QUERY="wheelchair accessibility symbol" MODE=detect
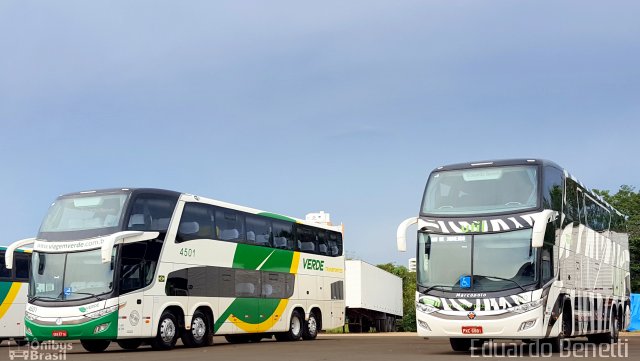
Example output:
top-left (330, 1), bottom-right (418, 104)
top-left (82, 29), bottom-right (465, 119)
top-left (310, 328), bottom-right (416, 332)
top-left (460, 276), bottom-right (471, 289)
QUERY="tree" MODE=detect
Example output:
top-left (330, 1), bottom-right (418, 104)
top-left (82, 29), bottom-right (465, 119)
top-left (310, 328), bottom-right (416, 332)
top-left (377, 263), bottom-right (416, 331)
top-left (594, 185), bottom-right (640, 293)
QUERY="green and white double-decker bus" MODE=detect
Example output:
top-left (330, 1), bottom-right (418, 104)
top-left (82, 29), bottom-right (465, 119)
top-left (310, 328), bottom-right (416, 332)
top-left (5, 188), bottom-right (345, 352)
top-left (0, 247), bottom-right (31, 345)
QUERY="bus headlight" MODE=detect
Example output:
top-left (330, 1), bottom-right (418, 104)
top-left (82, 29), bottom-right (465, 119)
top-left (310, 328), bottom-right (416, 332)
top-left (416, 302), bottom-right (439, 314)
top-left (85, 305), bottom-right (118, 319)
top-left (508, 298), bottom-right (544, 314)
top-left (25, 312), bottom-right (37, 321)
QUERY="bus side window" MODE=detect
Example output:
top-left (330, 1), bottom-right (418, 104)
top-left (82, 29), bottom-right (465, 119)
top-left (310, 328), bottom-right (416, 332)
top-left (296, 226), bottom-right (317, 254)
top-left (14, 254), bottom-right (30, 281)
top-left (127, 194), bottom-right (177, 232)
top-left (177, 203), bottom-right (216, 242)
top-left (542, 245), bottom-right (554, 283)
top-left (272, 221), bottom-right (294, 250)
top-left (564, 179), bottom-right (579, 226)
top-left (246, 215), bottom-right (272, 247)
top-left (215, 209), bottom-right (245, 243)
top-left (328, 232), bottom-right (343, 257)
top-left (0, 252), bottom-right (11, 279)
top-left (317, 231), bottom-right (328, 255)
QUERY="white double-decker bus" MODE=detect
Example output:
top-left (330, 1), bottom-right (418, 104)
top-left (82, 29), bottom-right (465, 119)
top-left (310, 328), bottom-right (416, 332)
top-left (396, 159), bottom-right (630, 351)
top-left (5, 188), bottom-right (345, 352)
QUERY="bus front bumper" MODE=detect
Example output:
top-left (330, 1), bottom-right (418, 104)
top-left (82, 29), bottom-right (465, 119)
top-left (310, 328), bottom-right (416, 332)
top-left (25, 311), bottom-right (119, 341)
top-left (416, 306), bottom-right (546, 339)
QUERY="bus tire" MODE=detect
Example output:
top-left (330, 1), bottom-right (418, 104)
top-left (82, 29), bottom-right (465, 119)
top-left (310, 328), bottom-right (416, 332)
top-left (151, 311), bottom-right (179, 350)
top-left (277, 310), bottom-right (303, 341)
top-left (117, 339), bottom-right (142, 350)
top-left (182, 310), bottom-right (211, 348)
top-left (449, 338), bottom-right (472, 352)
top-left (302, 311), bottom-right (319, 340)
top-left (80, 339), bottom-right (111, 353)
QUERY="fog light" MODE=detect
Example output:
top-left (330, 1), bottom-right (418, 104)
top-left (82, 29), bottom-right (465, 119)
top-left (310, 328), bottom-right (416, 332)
top-left (94, 322), bottom-right (111, 334)
top-left (418, 320), bottom-right (431, 331)
top-left (25, 327), bottom-right (32, 336)
top-left (519, 319), bottom-right (536, 331)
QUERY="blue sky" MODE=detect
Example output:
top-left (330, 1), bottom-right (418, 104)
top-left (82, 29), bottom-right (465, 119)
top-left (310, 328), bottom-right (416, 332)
top-left (1, 1), bottom-right (638, 265)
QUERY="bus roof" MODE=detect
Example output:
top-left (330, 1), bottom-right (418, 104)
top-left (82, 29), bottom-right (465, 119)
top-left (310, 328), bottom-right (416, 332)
top-left (57, 188), bottom-right (343, 233)
top-left (431, 158), bottom-right (624, 218)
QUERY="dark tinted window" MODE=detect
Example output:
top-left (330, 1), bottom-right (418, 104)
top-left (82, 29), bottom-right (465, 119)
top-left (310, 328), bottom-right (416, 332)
top-left (542, 166), bottom-right (563, 220)
top-left (215, 209), bottom-right (245, 242)
top-left (564, 179), bottom-right (580, 225)
top-left (542, 245), bottom-right (554, 283)
top-left (273, 221), bottom-right (294, 250)
top-left (577, 189), bottom-right (587, 225)
top-left (0, 252), bottom-right (10, 278)
top-left (15, 254), bottom-right (30, 280)
top-left (177, 203), bottom-right (216, 242)
top-left (127, 194), bottom-right (177, 232)
top-left (235, 270), bottom-right (260, 297)
top-left (246, 216), bottom-right (272, 247)
top-left (317, 231), bottom-right (328, 255)
top-left (120, 239), bottom-right (163, 294)
top-left (296, 226), bottom-right (317, 253)
top-left (585, 196), bottom-right (609, 232)
top-left (328, 231), bottom-right (343, 256)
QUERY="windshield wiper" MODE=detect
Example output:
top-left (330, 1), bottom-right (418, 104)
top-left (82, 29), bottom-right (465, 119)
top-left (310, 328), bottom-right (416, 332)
top-left (66, 291), bottom-right (104, 302)
top-left (423, 285), bottom-right (454, 293)
top-left (473, 274), bottom-right (525, 292)
top-left (29, 295), bottom-right (61, 302)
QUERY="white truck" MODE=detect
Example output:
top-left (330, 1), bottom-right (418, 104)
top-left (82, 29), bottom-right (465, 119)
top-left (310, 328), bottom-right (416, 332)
top-left (345, 260), bottom-right (403, 332)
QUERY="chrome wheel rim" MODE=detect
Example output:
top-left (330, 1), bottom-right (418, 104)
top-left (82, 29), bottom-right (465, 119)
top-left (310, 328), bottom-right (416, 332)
top-left (160, 318), bottom-right (176, 343)
top-left (291, 316), bottom-right (301, 336)
top-left (192, 317), bottom-right (206, 340)
top-left (308, 316), bottom-right (317, 336)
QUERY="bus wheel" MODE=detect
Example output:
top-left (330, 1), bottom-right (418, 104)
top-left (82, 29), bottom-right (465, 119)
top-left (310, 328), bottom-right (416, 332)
top-left (182, 310), bottom-right (211, 348)
top-left (277, 310), bottom-right (303, 341)
top-left (117, 339), bottom-right (142, 350)
top-left (14, 339), bottom-right (29, 347)
top-left (302, 311), bottom-right (319, 340)
top-left (151, 311), bottom-right (179, 350)
top-left (449, 338), bottom-right (471, 352)
top-left (80, 340), bottom-right (111, 353)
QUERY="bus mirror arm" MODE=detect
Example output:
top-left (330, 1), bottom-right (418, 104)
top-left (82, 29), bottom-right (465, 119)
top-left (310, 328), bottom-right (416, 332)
top-left (397, 217), bottom-right (418, 252)
top-left (101, 231), bottom-right (160, 263)
top-left (5, 238), bottom-right (36, 269)
top-left (531, 210), bottom-right (556, 248)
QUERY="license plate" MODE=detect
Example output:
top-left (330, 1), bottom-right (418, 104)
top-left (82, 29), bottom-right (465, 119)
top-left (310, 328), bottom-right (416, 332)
top-left (462, 326), bottom-right (483, 335)
top-left (52, 330), bottom-right (67, 337)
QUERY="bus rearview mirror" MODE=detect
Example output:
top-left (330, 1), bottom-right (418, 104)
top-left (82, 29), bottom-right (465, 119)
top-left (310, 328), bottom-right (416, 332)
top-left (531, 210), bottom-right (556, 248)
top-left (397, 217), bottom-right (418, 252)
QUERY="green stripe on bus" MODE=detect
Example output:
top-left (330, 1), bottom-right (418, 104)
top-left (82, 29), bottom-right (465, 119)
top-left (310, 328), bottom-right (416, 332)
top-left (0, 282), bottom-right (12, 305)
top-left (232, 244), bottom-right (293, 272)
top-left (257, 212), bottom-right (297, 223)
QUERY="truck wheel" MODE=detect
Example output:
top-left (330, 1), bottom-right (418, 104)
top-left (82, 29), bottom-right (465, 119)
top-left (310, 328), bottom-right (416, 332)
top-left (81, 340), bottom-right (111, 353)
top-left (449, 338), bottom-right (472, 352)
top-left (182, 310), bottom-right (211, 347)
top-left (117, 339), bottom-right (142, 350)
top-left (151, 311), bottom-right (179, 350)
top-left (302, 311), bottom-right (319, 340)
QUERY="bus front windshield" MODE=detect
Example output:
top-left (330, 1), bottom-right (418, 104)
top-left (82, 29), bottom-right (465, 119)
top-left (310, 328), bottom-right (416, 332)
top-left (38, 193), bottom-right (129, 241)
top-left (417, 229), bottom-right (537, 293)
top-left (30, 249), bottom-right (115, 301)
top-left (422, 165), bottom-right (538, 215)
